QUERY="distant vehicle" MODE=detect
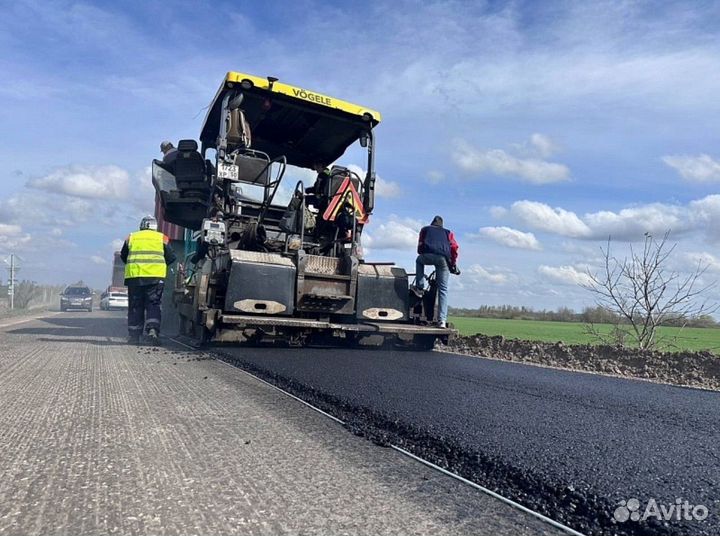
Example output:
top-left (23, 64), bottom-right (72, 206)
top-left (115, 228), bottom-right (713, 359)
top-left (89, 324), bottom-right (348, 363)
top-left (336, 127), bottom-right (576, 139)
top-left (100, 291), bottom-right (128, 311)
top-left (60, 286), bottom-right (93, 312)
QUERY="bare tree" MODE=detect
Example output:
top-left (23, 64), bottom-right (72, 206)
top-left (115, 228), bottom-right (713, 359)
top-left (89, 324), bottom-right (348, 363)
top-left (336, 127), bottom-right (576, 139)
top-left (583, 232), bottom-right (716, 350)
top-left (13, 280), bottom-right (44, 309)
top-left (581, 319), bottom-right (628, 347)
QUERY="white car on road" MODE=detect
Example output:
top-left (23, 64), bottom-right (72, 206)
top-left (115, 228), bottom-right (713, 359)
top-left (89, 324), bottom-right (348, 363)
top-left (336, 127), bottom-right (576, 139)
top-left (100, 292), bottom-right (129, 310)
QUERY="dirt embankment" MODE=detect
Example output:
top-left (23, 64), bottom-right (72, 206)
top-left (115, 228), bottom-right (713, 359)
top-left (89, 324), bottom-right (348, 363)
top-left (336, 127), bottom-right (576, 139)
top-left (444, 334), bottom-right (720, 391)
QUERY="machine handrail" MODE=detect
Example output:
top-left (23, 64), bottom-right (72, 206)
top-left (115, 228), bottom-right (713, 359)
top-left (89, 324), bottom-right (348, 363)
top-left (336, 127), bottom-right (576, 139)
top-left (257, 155), bottom-right (288, 226)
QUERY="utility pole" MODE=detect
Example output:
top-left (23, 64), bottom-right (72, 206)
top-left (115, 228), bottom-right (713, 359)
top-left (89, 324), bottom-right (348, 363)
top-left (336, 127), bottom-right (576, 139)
top-left (4, 254), bottom-right (19, 310)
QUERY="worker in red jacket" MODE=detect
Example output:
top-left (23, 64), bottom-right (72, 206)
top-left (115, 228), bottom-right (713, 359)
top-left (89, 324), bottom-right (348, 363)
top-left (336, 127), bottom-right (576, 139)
top-left (411, 215), bottom-right (460, 328)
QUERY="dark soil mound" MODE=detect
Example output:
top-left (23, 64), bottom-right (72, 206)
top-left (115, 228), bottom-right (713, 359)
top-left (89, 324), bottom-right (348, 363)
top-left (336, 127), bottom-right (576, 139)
top-left (445, 334), bottom-right (720, 390)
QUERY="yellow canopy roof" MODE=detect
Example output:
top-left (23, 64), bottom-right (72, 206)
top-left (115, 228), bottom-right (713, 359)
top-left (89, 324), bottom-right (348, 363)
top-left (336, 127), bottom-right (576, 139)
top-left (200, 72), bottom-right (382, 168)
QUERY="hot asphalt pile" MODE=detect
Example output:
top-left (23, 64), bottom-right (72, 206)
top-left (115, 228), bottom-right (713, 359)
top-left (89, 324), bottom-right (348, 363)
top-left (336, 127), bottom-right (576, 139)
top-left (445, 334), bottom-right (720, 390)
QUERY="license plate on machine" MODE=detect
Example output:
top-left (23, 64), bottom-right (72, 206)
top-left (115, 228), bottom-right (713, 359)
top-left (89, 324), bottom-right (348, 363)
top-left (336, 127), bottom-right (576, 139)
top-left (217, 163), bottom-right (239, 180)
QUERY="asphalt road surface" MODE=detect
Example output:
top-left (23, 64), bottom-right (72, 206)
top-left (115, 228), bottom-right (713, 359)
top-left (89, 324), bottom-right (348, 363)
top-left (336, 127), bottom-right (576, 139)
top-left (0, 311), bottom-right (563, 536)
top-left (218, 342), bottom-right (720, 536)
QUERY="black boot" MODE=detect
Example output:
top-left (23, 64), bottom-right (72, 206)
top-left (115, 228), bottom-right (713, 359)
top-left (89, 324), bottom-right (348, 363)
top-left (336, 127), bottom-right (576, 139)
top-left (146, 328), bottom-right (161, 346)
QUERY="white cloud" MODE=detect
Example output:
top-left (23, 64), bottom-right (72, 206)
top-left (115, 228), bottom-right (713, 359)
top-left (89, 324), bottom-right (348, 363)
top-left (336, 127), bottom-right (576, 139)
top-left (583, 203), bottom-right (688, 238)
top-left (347, 164), bottom-right (400, 198)
top-left (0, 224), bottom-right (32, 252)
top-left (475, 226), bottom-right (541, 250)
top-left (0, 167), bottom-right (152, 234)
top-left (131, 166), bottom-right (157, 210)
top-left (90, 255), bottom-right (108, 265)
top-left (687, 195), bottom-right (720, 244)
top-left (687, 252), bottom-right (720, 273)
top-left (363, 215), bottom-right (421, 251)
top-left (123, 173), bottom-right (156, 223)
top-left (688, 194), bottom-right (720, 221)
top-left (529, 133), bottom-right (559, 158)
top-left (538, 265), bottom-right (594, 286)
top-left (27, 164), bottom-right (130, 200)
top-left (510, 201), bottom-right (591, 238)
top-left (111, 238), bottom-right (125, 251)
top-left (512, 133), bottom-right (560, 159)
top-left (453, 137), bottom-right (570, 184)
top-left (375, 177), bottom-right (401, 198)
top-left (500, 198), bottom-right (704, 241)
top-left (0, 234), bottom-right (32, 252)
top-left (0, 191), bottom-right (97, 227)
top-left (465, 264), bottom-right (509, 285)
top-left (0, 224), bottom-right (23, 236)
top-left (663, 154), bottom-right (720, 183)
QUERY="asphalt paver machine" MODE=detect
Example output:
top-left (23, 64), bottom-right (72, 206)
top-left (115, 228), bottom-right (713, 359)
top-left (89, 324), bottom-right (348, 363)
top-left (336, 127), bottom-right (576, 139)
top-left (153, 71), bottom-right (455, 348)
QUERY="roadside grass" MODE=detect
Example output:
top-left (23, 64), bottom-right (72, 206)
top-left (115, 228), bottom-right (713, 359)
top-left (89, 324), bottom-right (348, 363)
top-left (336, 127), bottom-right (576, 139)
top-left (449, 317), bottom-right (720, 353)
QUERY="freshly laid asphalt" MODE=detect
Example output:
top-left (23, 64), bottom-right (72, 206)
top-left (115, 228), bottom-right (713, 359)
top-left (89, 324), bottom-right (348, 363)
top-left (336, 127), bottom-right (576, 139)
top-left (219, 343), bottom-right (720, 536)
top-left (0, 312), bottom-right (562, 536)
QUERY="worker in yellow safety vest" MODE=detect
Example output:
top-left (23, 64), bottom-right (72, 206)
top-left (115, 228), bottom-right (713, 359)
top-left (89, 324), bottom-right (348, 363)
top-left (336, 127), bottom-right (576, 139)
top-left (120, 216), bottom-right (176, 345)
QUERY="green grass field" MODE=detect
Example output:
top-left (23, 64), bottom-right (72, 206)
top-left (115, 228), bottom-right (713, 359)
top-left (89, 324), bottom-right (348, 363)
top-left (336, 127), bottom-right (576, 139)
top-left (449, 316), bottom-right (720, 353)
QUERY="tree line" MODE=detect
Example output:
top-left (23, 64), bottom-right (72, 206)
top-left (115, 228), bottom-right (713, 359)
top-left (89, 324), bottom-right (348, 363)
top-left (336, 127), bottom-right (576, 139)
top-left (449, 304), bottom-right (718, 328)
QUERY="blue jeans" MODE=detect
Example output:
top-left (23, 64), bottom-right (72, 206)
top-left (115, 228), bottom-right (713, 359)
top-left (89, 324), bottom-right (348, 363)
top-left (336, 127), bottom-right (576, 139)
top-left (415, 253), bottom-right (449, 323)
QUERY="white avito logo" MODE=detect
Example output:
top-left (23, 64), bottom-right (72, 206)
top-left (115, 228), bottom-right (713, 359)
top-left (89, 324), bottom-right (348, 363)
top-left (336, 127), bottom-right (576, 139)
top-left (614, 499), bottom-right (642, 522)
top-left (613, 498), bottom-right (709, 523)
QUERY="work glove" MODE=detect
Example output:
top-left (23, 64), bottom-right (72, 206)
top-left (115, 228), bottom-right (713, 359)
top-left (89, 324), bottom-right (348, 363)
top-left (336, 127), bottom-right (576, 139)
top-left (450, 264), bottom-right (461, 275)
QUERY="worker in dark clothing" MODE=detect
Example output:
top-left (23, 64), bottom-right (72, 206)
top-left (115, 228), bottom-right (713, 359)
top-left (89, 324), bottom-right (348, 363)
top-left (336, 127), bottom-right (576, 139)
top-left (160, 141), bottom-right (178, 171)
top-left (335, 201), bottom-right (355, 241)
top-left (305, 163), bottom-right (331, 212)
top-left (121, 215), bottom-right (177, 345)
top-left (411, 215), bottom-right (460, 328)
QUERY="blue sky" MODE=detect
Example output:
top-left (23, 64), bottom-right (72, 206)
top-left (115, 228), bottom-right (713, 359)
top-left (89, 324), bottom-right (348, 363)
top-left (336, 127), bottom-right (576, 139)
top-left (2, 0), bottom-right (720, 310)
